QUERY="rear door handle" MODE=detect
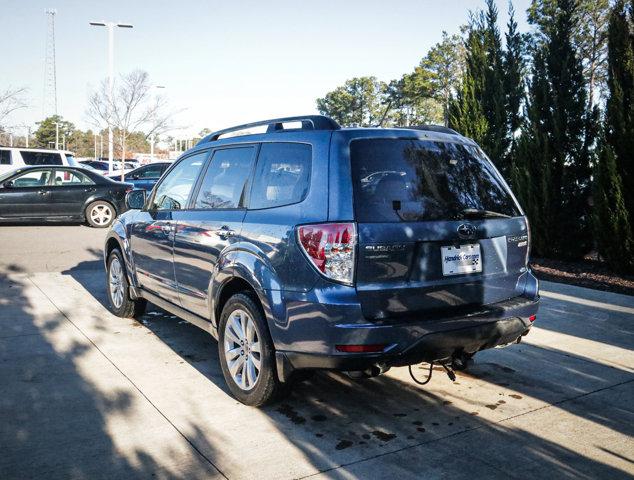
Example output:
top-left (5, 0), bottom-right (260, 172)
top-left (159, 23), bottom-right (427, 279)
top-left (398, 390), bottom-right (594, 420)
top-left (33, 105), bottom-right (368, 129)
top-left (37, 190), bottom-right (48, 195)
top-left (214, 226), bottom-right (235, 238)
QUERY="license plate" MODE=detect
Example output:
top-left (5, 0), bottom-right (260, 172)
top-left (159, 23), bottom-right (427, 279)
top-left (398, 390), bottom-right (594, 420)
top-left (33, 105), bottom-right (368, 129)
top-left (441, 244), bottom-right (482, 276)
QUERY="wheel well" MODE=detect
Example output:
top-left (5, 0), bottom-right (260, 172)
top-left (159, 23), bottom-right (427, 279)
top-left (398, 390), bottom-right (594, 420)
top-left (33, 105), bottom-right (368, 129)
top-left (215, 277), bottom-right (261, 323)
top-left (105, 237), bottom-right (121, 260)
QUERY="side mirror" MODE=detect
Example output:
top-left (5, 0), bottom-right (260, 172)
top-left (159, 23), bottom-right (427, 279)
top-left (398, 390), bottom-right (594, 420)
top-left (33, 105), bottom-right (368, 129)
top-left (126, 189), bottom-right (147, 210)
top-left (2, 180), bottom-right (14, 188)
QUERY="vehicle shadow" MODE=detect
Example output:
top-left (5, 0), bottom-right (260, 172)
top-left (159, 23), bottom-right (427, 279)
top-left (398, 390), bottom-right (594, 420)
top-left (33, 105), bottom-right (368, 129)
top-left (0, 272), bottom-right (220, 479)
top-left (59, 267), bottom-right (634, 478)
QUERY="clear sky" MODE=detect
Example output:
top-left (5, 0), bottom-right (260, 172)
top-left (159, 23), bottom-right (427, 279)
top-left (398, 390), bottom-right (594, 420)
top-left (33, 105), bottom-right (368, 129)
top-left (1, 0), bottom-right (532, 138)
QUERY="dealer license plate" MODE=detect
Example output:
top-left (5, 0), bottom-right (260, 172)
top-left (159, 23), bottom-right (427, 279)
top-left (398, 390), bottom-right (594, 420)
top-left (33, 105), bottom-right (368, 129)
top-left (441, 244), bottom-right (482, 276)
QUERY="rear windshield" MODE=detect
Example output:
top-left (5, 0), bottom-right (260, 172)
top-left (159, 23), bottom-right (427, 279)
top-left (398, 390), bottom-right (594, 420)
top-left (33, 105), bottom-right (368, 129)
top-left (350, 138), bottom-right (520, 222)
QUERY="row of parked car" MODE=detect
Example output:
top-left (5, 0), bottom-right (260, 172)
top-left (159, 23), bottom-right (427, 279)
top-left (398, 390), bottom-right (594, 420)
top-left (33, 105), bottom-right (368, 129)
top-left (0, 145), bottom-right (171, 227)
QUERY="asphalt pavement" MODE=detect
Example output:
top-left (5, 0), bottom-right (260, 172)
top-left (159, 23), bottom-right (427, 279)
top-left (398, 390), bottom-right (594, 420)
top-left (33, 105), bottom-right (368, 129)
top-left (1, 225), bottom-right (633, 479)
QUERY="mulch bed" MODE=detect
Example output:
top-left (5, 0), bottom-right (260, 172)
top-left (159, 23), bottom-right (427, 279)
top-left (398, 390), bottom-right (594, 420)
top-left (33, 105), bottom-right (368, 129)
top-left (530, 257), bottom-right (634, 297)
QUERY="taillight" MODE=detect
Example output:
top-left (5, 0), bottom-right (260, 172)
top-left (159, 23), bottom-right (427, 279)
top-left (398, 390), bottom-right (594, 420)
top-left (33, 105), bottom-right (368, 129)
top-left (525, 218), bottom-right (531, 266)
top-left (297, 222), bottom-right (356, 285)
top-left (336, 344), bottom-right (385, 353)
top-left (529, 314), bottom-right (536, 322)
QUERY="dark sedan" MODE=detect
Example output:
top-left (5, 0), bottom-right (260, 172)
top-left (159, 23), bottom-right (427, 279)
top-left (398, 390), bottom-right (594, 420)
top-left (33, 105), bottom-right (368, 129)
top-left (107, 162), bottom-right (171, 191)
top-left (0, 166), bottom-right (133, 227)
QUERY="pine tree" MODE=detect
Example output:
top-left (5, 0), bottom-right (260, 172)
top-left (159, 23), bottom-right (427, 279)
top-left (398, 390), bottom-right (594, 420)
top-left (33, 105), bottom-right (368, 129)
top-left (519, 0), bottom-right (595, 259)
top-left (449, 14), bottom-right (490, 150)
top-left (481, 0), bottom-right (509, 172)
top-left (503, 2), bottom-right (525, 157)
top-left (593, 142), bottom-right (634, 273)
top-left (605, 0), bottom-right (634, 228)
top-left (450, 2), bottom-right (509, 175)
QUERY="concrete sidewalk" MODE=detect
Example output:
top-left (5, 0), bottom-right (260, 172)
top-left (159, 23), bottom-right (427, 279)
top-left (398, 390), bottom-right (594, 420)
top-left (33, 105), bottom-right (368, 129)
top-left (1, 270), bottom-right (633, 479)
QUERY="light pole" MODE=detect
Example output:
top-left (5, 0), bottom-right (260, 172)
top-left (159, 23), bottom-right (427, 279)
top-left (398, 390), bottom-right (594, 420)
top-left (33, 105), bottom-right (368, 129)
top-left (89, 21), bottom-right (133, 174)
top-left (53, 122), bottom-right (59, 149)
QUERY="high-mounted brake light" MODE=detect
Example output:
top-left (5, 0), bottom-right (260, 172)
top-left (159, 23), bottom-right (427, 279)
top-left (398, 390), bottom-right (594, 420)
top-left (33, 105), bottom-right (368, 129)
top-left (297, 223), bottom-right (356, 285)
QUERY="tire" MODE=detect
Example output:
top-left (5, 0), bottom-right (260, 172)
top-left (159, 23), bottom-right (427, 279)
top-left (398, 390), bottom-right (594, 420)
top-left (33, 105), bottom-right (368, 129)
top-left (86, 200), bottom-right (116, 228)
top-left (106, 248), bottom-right (147, 318)
top-left (218, 293), bottom-right (284, 406)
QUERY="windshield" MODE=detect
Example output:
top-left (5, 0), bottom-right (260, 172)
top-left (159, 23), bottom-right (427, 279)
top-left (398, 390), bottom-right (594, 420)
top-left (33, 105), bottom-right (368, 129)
top-left (350, 138), bottom-right (520, 222)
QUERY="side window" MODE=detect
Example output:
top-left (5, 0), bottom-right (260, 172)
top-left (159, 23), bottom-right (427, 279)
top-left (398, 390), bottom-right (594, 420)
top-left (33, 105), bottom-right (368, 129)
top-left (10, 170), bottom-right (52, 187)
top-left (20, 151), bottom-right (63, 166)
top-left (194, 147), bottom-right (256, 209)
top-left (137, 164), bottom-right (164, 179)
top-left (149, 152), bottom-right (207, 211)
top-left (249, 143), bottom-right (312, 209)
top-left (0, 150), bottom-right (11, 165)
top-left (52, 169), bottom-right (94, 185)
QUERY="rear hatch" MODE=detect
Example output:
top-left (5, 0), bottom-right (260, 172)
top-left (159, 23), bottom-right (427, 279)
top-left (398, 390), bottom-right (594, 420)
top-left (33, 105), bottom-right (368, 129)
top-left (350, 137), bottom-right (529, 321)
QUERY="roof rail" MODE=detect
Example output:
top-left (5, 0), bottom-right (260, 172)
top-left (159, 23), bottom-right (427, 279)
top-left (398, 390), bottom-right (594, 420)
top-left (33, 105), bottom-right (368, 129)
top-left (202, 115), bottom-right (341, 143)
top-left (407, 125), bottom-right (461, 136)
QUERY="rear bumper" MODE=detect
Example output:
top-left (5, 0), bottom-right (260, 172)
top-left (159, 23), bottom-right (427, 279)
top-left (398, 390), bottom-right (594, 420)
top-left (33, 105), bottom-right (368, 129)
top-left (277, 312), bottom-right (534, 376)
top-left (272, 287), bottom-right (539, 382)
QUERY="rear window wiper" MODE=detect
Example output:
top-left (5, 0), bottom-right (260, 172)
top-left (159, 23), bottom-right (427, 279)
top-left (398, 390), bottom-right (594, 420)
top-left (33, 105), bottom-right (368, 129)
top-left (460, 208), bottom-right (511, 219)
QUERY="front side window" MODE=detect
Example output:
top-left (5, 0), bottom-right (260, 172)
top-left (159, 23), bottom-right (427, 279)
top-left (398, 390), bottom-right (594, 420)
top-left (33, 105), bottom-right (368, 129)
top-left (249, 143), bottom-right (312, 209)
top-left (150, 152), bottom-right (207, 210)
top-left (350, 138), bottom-right (520, 222)
top-left (10, 170), bottom-right (52, 188)
top-left (52, 169), bottom-right (94, 185)
top-left (0, 150), bottom-right (11, 165)
top-left (194, 147), bottom-right (256, 209)
top-left (20, 151), bottom-right (63, 166)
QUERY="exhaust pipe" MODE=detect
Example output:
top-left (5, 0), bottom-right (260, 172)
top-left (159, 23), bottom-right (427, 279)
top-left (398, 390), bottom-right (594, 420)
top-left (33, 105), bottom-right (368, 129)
top-left (345, 363), bottom-right (390, 380)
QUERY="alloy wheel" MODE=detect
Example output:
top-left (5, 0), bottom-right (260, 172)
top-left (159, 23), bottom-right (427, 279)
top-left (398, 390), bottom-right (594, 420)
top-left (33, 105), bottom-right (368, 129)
top-left (109, 256), bottom-right (125, 309)
top-left (90, 204), bottom-right (113, 226)
top-left (223, 309), bottom-right (261, 391)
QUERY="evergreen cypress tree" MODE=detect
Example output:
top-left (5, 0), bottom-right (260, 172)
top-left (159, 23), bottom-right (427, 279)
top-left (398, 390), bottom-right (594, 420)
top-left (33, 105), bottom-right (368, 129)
top-left (605, 0), bottom-right (634, 228)
top-left (449, 16), bottom-right (489, 146)
top-left (450, 2), bottom-right (510, 176)
top-left (519, 0), bottom-right (594, 259)
top-left (593, 141), bottom-right (634, 273)
top-left (503, 2), bottom-right (525, 164)
top-left (513, 48), bottom-right (554, 255)
top-left (482, 0), bottom-right (509, 173)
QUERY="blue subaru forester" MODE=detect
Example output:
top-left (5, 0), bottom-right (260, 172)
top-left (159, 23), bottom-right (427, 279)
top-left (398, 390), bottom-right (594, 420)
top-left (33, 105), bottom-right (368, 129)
top-left (104, 115), bottom-right (539, 406)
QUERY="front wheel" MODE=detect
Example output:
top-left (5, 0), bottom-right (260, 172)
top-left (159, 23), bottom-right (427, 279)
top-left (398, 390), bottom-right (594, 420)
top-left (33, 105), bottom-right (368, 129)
top-left (86, 201), bottom-right (115, 228)
top-left (106, 249), bottom-right (147, 318)
top-left (218, 293), bottom-right (284, 406)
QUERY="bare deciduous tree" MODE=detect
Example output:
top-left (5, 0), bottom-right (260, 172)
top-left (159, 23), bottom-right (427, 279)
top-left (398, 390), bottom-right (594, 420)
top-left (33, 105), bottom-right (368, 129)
top-left (87, 70), bottom-right (177, 178)
top-left (0, 86), bottom-right (28, 128)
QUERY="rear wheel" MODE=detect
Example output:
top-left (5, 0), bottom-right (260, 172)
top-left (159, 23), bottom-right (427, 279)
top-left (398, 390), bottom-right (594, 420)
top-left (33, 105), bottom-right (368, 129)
top-left (218, 293), bottom-right (283, 406)
top-left (86, 201), bottom-right (115, 228)
top-left (106, 249), bottom-right (147, 318)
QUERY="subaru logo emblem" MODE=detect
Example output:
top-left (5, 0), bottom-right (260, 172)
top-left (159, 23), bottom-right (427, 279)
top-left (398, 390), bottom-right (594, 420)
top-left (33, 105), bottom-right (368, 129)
top-left (457, 223), bottom-right (476, 239)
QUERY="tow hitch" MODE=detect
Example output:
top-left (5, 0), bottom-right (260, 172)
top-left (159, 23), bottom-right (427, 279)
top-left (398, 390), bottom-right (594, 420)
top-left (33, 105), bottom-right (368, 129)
top-left (408, 361), bottom-right (457, 385)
